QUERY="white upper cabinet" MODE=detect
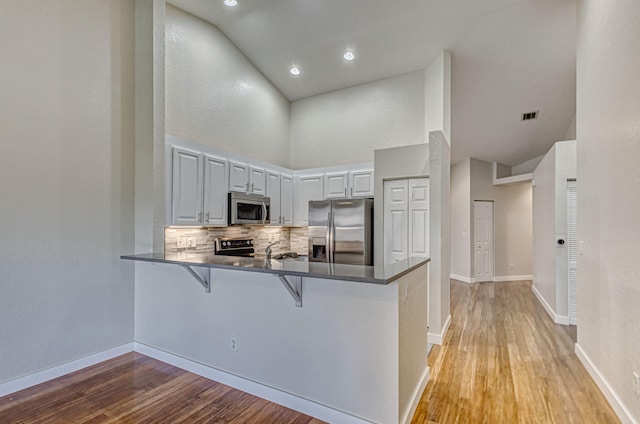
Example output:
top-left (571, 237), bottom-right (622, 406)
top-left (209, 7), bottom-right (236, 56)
top-left (294, 175), bottom-right (324, 226)
top-left (203, 155), bottom-right (228, 226)
top-left (229, 161), bottom-right (249, 193)
top-left (266, 171), bottom-right (294, 225)
top-left (266, 171), bottom-right (281, 224)
top-left (323, 168), bottom-right (373, 199)
top-left (350, 170), bottom-right (374, 197)
top-left (229, 161), bottom-right (266, 195)
top-left (324, 172), bottom-right (349, 198)
top-left (169, 136), bottom-right (374, 228)
top-left (249, 165), bottom-right (266, 195)
top-left (172, 148), bottom-right (204, 225)
top-left (280, 174), bottom-right (293, 225)
top-left (171, 148), bottom-right (228, 226)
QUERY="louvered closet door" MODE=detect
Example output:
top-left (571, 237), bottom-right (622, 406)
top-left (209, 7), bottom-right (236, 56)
top-left (567, 181), bottom-right (578, 325)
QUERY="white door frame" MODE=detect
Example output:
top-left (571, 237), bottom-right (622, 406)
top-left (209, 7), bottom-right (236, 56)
top-left (474, 200), bottom-right (495, 282)
top-left (567, 180), bottom-right (578, 325)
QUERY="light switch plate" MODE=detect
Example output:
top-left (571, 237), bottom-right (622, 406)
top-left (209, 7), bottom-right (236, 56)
top-left (177, 237), bottom-right (187, 248)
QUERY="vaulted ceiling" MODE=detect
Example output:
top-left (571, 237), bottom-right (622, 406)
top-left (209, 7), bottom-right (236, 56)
top-left (168, 0), bottom-right (576, 166)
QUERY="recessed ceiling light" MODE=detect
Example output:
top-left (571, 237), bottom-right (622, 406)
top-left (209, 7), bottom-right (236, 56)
top-left (289, 67), bottom-right (301, 76)
top-left (224, 0), bottom-right (237, 7)
top-left (343, 51), bottom-right (356, 61)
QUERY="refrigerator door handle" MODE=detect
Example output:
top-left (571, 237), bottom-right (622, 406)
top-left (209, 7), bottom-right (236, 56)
top-left (330, 211), bottom-right (336, 263)
top-left (326, 211), bottom-right (332, 263)
top-left (262, 202), bottom-right (267, 224)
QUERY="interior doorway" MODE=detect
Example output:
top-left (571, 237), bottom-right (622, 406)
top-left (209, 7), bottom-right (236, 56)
top-left (474, 200), bottom-right (494, 282)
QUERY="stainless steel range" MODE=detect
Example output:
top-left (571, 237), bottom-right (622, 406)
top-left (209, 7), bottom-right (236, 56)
top-left (214, 238), bottom-right (255, 258)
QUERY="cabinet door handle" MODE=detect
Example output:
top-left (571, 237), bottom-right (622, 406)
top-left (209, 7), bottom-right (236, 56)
top-left (198, 212), bottom-right (203, 223)
top-left (246, 182), bottom-right (249, 191)
top-left (351, 187), bottom-right (353, 197)
top-left (205, 212), bottom-right (209, 223)
top-left (344, 188), bottom-right (347, 197)
top-left (251, 183), bottom-right (254, 192)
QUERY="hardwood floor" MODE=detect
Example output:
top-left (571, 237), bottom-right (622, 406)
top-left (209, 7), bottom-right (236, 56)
top-left (412, 280), bottom-right (620, 424)
top-left (0, 280), bottom-right (621, 423)
top-left (0, 353), bottom-right (324, 423)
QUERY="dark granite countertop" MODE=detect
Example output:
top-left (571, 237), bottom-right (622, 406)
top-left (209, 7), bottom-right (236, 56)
top-left (121, 252), bottom-right (429, 285)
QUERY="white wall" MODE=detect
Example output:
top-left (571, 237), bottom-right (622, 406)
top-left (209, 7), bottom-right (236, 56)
top-left (576, 0), bottom-right (640, 422)
top-left (563, 113), bottom-right (576, 140)
top-left (531, 141), bottom-right (576, 322)
top-left (450, 159), bottom-right (471, 280)
top-left (429, 133), bottom-right (451, 343)
top-left (532, 145), bottom-right (557, 310)
top-left (0, 0), bottom-right (135, 383)
top-left (425, 51), bottom-right (452, 144)
top-left (290, 71), bottom-right (426, 169)
top-left (470, 159), bottom-right (533, 279)
top-left (165, 5), bottom-right (290, 168)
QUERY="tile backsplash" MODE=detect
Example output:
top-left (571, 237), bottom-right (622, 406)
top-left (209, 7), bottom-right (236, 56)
top-left (165, 226), bottom-right (309, 256)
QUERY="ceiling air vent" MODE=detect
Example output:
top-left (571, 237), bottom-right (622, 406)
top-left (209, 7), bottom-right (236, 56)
top-left (521, 111), bottom-right (539, 121)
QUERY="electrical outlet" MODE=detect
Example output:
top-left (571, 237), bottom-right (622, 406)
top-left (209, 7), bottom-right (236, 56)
top-left (187, 237), bottom-right (196, 248)
top-left (231, 336), bottom-right (238, 352)
top-left (177, 237), bottom-right (187, 248)
top-left (633, 372), bottom-right (640, 397)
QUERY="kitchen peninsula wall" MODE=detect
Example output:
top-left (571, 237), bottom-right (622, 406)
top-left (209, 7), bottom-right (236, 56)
top-left (165, 226), bottom-right (308, 256)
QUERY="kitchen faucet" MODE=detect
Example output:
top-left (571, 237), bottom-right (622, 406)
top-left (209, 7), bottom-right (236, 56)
top-left (265, 241), bottom-right (278, 260)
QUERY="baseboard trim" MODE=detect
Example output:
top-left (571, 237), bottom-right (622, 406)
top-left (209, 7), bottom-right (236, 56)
top-left (0, 343), bottom-right (134, 398)
top-left (575, 343), bottom-right (637, 424)
top-left (428, 314), bottom-right (451, 345)
top-left (531, 284), bottom-right (564, 325)
top-left (402, 365), bottom-right (430, 424)
top-left (494, 274), bottom-right (533, 282)
top-left (133, 342), bottom-right (371, 424)
top-left (450, 274), bottom-right (475, 283)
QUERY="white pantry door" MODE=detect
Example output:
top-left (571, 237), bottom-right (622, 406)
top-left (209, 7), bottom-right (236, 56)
top-left (567, 181), bottom-right (578, 325)
top-left (384, 179), bottom-right (409, 265)
top-left (474, 201), bottom-right (494, 282)
top-left (408, 178), bottom-right (429, 258)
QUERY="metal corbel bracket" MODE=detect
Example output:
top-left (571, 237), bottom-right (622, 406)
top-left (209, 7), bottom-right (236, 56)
top-left (277, 275), bottom-right (302, 307)
top-left (182, 265), bottom-right (211, 293)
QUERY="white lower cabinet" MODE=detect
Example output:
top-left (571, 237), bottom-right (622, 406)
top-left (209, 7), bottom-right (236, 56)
top-left (171, 147), bottom-right (228, 226)
top-left (383, 178), bottom-right (429, 265)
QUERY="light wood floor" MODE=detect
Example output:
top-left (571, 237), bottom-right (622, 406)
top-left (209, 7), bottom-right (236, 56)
top-left (412, 279), bottom-right (620, 424)
top-left (0, 353), bottom-right (323, 423)
top-left (0, 280), bottom-right (621, 423)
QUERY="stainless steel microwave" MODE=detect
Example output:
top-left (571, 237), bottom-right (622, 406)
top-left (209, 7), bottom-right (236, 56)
top-left (228, 192), bottom-right (270, 225)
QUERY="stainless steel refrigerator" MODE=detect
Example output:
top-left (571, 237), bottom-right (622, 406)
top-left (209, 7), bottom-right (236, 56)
top-left (308, 198), bottom-right (373, 265)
